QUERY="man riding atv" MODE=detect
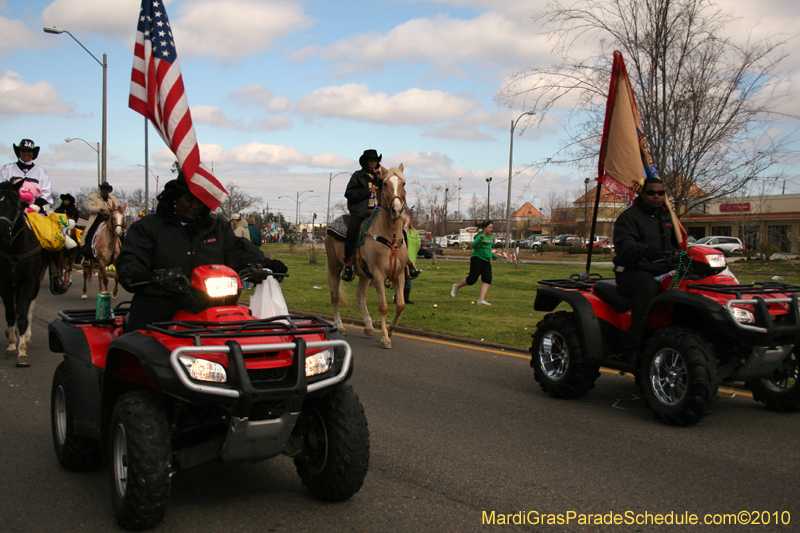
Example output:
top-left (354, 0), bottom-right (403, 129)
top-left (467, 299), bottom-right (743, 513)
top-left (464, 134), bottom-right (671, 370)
top-left (117, 173), bottom-right (287, 331)
top-left (613, 177), bottom-right (678, 356)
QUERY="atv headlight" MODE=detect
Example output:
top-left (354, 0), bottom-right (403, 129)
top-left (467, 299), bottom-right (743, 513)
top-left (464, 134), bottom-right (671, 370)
top-left (204, 276), bottom-right (239, 298)
top-left (706, 254), bottom-right (726, 268)
top-left (179, 355), bottom-right (227, 382)
top-left (731, 307), bottom-right (755, 324)
top-left (305, 348), bottom-right (334, 377)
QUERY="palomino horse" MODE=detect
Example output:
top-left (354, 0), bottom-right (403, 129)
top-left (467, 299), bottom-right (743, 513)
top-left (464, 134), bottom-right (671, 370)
top-left (81, 204), bottom-right (125, 299)
top-left (325, 165), bottom-right (409, 349)
top-left (0, 180), bottom-right (46, 367)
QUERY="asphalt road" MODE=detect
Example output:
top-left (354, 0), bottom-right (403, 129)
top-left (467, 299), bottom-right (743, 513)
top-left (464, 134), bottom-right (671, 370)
top-left (1, 280), bottom-right (799, 532)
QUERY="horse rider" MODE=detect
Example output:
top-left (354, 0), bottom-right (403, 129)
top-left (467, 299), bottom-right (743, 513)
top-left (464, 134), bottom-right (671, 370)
top-left (55, 193), bottom-right (80, 251)
top-left (80, 181), bottom-right (119, 265)
top-left (1, 138), bottom-right (54, 213)
top-left (341, 149), bottom-right (384, 282)
top-left (117, 173), bottom-right (287, 332)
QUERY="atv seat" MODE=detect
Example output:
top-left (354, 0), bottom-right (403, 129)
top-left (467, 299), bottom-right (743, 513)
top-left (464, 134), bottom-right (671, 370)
top-left (593, 279), bottom-right (632, 313)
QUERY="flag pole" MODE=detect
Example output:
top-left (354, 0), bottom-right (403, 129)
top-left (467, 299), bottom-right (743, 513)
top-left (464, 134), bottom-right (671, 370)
top-left (581, 182), bottom-right (603, 280)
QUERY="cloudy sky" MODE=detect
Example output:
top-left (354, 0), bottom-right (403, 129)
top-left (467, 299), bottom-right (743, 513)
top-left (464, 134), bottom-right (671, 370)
top-left (2, 0), bottom-right (798, 222)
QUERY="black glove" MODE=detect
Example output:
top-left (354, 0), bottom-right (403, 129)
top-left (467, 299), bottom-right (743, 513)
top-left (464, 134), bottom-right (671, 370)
top-left (125, 271), bottom-right (153, 287)
top-left (34, 197), bottom-right (48, 207)
top-left (263, 258), bottom-right (288, 274)
top-left (642, 247), bottom-right (665, 262)
top-left (239, 266), bottom-right (267, 284)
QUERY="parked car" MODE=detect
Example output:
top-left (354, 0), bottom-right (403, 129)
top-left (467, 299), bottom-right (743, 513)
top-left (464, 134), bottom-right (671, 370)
top-left (418, 236), bottom-right (444, 258)
top-left (554, 235), bottom-right (584, 247)
top-left (689, 236), bottom-right (743, 257)
top-left (445, 234), bottom-right (461, 247)
top-left (519, 236), bottom-right (541, 249)
top-left (592, 236), bottom-right (613, 248)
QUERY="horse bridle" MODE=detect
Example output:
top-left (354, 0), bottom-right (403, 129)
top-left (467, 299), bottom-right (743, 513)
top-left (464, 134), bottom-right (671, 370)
top-left (361, 177), bottom-right (407, 288)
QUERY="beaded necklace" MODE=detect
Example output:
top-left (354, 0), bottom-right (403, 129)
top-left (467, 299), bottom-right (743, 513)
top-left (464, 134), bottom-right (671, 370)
top-left (667, 251), bottom-right (693, 291)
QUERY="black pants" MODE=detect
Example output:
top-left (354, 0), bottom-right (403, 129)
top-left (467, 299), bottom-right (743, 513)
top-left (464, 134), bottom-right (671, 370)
top-left (344, 214), bottom-right (365, 262)
top-left (79, 215), bottom-right (107, 259)
top-left (465, 256), bottom-right (492, 285)
top-left (124, 295), bottom-right (181, 333)
top-left (615, 269), bottom-right (659, 348)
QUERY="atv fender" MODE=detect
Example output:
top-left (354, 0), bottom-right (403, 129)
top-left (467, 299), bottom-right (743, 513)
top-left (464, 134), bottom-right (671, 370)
top-left (534, 286), bottom-right (605, 361)
top-left (48, 319), bottom-right (103, 440)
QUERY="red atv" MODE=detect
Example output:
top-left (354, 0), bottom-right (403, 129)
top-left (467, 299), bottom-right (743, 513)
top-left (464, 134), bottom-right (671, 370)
top-left (48, 265), bottom-right (369, 530)
top-left (531, 245), bottom-right (800, 425)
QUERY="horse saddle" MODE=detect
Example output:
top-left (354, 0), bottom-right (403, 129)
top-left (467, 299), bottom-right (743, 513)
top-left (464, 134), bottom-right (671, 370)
top-left (326, 215), bottom-right (349, 242)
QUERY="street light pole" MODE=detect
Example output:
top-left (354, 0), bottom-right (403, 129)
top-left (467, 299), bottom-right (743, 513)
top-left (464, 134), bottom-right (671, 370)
top-left (65, 137), bottom-right (100, 186)
top-left (327, 171), bottom-right (350, 227)
top-left (584, 178), bottom-right (590, 244)
top-left (444, 188), bottom-right (449, 234)
top-left (44, 26), bottom-right (106, 184)
top-left (137, 164), bottom-right (158, 212)
top-left (505, 111), bottom-right (535, 252)
top-left (486, 177), bottom-right (492, 220)
top-left (457, 177), bottom-right (462, 220)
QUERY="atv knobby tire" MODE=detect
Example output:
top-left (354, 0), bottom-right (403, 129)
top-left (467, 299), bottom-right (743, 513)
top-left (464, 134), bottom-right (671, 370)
top-left (530, 311), bottom-right (600, 399)
top-left (746, 347), bottom-right (800, 412)
top-left (640, 327), bottom-right (718, 426)
top-left (51, 361), bottom-right (101, 471)
top-left (294, 384), bottom-right (369, 501)
top-left (110, 391), bottom-right (171, 530)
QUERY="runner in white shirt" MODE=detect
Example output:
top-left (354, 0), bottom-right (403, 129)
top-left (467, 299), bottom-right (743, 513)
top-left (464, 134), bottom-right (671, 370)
top-left (0, 138), bottom-right (54, 210)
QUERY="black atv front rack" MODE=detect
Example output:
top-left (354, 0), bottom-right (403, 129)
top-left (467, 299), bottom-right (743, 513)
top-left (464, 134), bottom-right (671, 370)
top-left (146, 315), bottom-right (337, 345)
top-left (58, 301), bottom-right (131, 326)
top-left (686, 282), bottom-right (800, 299)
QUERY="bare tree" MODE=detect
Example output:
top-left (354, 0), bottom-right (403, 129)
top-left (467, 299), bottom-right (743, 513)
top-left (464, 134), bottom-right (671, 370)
top-left (499, 0), bottom-right (796, 215)
top-left (218, 182), bottom-right (263, 219)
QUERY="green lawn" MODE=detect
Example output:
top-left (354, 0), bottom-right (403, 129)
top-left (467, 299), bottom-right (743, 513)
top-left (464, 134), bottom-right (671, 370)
top-left (248, 244), bottom-right (797, 349)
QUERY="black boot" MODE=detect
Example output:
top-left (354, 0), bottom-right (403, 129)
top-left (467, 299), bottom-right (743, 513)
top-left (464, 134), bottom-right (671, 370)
top-left (341, 262), bottom-right (355, 282)
top-left (404, 286), bottom-right (413, 304)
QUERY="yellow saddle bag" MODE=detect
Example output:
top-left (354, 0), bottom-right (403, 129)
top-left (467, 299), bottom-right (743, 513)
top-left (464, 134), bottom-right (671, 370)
top-left (26, 211), bottom-right (68, 251)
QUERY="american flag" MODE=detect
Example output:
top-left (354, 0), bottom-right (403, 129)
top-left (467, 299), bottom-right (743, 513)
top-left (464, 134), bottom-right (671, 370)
top-left (129, 0), bottom-right (226, 210)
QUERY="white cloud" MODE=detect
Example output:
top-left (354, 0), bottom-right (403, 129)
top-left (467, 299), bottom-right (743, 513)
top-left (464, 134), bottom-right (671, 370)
top-left (0, 15), bottom-right (47, 54)
top-left (295, 84), bottom-right (481, 125)
top-left (41, 0), bottom-right (142, 39)
top-left (0, 70), bottom-right (75, 116)
top-left (230, 84), bottom-right (291, 112)
top-left (227, 142), bottom-right (352, 169)
top-left (191, 104), bottom-right (292, 132)
top-left (293, 12), bottom-right (550, 75)
top-left (173, 0), bottom-right (312, 61)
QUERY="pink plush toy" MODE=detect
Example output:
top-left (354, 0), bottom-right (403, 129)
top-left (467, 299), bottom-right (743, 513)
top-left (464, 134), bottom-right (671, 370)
top-left (13, 178), bottom-right (42, 213)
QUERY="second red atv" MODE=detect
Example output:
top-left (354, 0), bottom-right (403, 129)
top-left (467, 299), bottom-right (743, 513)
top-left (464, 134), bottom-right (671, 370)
top-left (49, 265), bottom-right (369, 530)
top-left (531, 245), bottom-right (800, 425)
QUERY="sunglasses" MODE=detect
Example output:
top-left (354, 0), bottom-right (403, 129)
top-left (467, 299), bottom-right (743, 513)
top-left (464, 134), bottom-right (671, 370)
top-left (645, 189), bottom-right (665, 196)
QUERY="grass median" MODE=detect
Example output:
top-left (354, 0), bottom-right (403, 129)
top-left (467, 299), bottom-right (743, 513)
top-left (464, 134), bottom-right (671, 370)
top-left (248, 244), bottom-right (797, 350)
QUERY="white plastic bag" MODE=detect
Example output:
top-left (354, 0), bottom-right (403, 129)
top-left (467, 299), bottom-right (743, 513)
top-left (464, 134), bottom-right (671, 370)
top-left (249, 276), bottom-right (289, 319)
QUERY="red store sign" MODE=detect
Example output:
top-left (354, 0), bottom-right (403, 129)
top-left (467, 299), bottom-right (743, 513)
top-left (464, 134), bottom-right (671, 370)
top-left (720, 203), bottom-right (751, 212)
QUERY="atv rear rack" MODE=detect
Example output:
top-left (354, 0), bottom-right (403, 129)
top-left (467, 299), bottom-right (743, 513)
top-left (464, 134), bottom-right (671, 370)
top-left (537, 273), bottom-right (607, 290)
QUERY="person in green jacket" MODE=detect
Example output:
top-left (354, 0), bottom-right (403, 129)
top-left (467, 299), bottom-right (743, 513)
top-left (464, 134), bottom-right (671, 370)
top-left (450, 220), bottom-right (497, 305)
top-left (402, 215), bottom-right (422, 303)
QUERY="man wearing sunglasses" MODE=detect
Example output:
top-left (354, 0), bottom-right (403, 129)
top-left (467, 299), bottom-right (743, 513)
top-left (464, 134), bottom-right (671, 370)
top-left (612, 177), bottom-right (679, 356)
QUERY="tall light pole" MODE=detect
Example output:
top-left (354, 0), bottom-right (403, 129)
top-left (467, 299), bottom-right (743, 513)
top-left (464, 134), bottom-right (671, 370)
top-left (505, 111), bottom-right (535, 252)
top-left (444, 187), bottom-right (449, 234)
top-left (327, 171), bottom-right (350, 227)
top-left (486, 177), bottom-right (492, 221)
top-left (279, 190), bottom-right (315, 227)
top-left (584, 178), bottom-right (590, 244)
top-left (137, 164), bottom-right (158, 212)
top-left (65, 137), bottom-right (100, 186)
top-left (45, 26), bottom-right (107, 184)
top-left (457, 177), bottom-right (462, 220)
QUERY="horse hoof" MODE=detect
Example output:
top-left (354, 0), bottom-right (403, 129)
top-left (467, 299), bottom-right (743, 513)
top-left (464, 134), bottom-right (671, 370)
top-left (339, 327), bottom-right (348, 336)
top-left (363, 329), bottom-right (374, 337)
top-left (81, 294), bottom-right (88, 299)
top-left (380, 340), bottom-right (392, 349)
top-left (16, 355), bottom-right (30, 367)
top-left (4, 350), bottom-right (16, 360)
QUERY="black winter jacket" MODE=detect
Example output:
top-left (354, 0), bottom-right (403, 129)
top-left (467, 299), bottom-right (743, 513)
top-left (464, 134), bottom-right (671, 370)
top-left (345, 168), bottom-right (382, 218)
top-left (118, 212), bottom-right (270, 298)
top-left (613, 197), bottom-right (679, 275)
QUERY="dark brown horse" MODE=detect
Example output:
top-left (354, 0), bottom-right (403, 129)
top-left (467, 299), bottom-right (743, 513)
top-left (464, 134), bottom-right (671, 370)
top-left (0, 181), bottom-right (45, 367)
top-left (324, 165), bottom-right (408, 348)
top-left (81, 204), bottom-right (125, 300)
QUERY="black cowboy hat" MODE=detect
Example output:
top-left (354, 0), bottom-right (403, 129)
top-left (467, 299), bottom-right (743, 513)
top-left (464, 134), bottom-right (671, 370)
top-left (13, 139), bottom-right (40, 160)
top-left (99, 182), bottom-right (114, 193)
top-left (159, 172), bottom-right (191, 198)
top-left (60, 193), bottom-right (76, 204)
top-left (359, 149), bottom-right (382, 167)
